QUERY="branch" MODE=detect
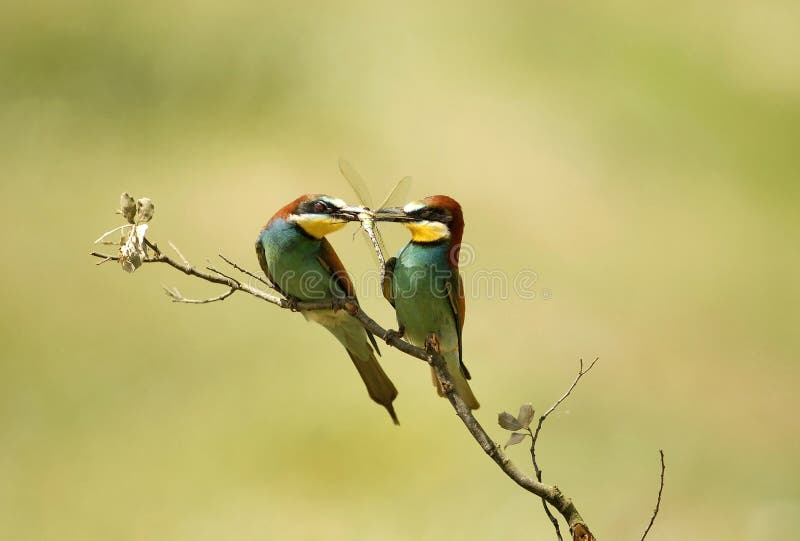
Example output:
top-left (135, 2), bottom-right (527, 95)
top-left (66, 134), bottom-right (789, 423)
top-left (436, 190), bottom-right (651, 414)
top-left (641, 450), bottom-right (666, 541)
top-left (90, 241), bottom-right (594, 538)
top-left (89, 248), bottom-right (339, 312)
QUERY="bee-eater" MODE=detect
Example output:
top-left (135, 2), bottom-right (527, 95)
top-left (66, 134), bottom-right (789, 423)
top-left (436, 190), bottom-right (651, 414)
top-left (256, 194), bottom-right (400, 424)
top-left (375, 196), bottom-right (479, 409)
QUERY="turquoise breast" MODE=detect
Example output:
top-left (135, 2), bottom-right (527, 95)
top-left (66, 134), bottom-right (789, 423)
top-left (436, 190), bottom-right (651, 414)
top-left (258, 219), bottom-right (345, 301)
top-left (392, 241), bottom-right (459, 351)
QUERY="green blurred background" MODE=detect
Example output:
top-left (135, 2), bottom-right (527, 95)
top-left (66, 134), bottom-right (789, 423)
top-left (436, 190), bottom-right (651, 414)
top-left (1, 1), bottom-right (798, 539)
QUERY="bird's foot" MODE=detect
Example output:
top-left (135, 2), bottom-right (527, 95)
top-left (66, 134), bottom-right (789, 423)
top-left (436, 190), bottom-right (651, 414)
top-left (384, 326), bottom-right (405, 345)
top-left (283, 295), bottom-right (301, 312)
top-left (341, 296), bottom-right (359, 315)
top-left (424, 333), bottom-right (441, 355)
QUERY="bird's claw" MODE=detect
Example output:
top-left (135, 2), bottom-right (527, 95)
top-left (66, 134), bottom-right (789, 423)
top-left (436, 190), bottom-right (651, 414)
top-left (384, 326), bottom-right (405, 345)
top-left (284, 295), bottom-right (301, 312)
top-left (424, 333), bottom-right (441, 354)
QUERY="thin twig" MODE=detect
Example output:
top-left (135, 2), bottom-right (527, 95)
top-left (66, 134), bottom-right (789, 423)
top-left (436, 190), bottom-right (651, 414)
top-left (218, 253), bottom-right (272, 288)
top-left (94, 224), bottom-right (131, 244)
top-left (527, 358), bottom-right (598, 540)
top-left (164, 286), bottom-right (236, 304)
top-left (543, 505), bottom-right (563, 541)
top-left (168, 240), bottom-right (191, 267)
top-left (524, 427), bottom-right (562, 540)
top-left (641, 450), bottom-right (666, 541)
top-left (540, 358), bottom-right (598, 425)
top-left (205, 260), bottom-right (241, 285)
top-left (144, 238), bottom-right (162, 256)
top-left (531, 358), bottom-right (599, 466)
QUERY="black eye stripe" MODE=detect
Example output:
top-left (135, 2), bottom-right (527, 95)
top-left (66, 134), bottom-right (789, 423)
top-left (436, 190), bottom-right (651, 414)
top-left (411, 208), bottom-right (450, 223)
top-left (300, 199), bottom-right (336, 214)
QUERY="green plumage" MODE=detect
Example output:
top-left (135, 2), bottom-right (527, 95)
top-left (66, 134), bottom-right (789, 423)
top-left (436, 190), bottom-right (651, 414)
top-left (387, 240), bottom-right (479, 409)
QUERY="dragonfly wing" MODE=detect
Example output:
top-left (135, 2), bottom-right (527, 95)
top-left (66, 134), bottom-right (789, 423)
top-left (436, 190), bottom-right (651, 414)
top-left (338, 158), bottom-right (375, 208)
top-left (378, 176), bottom-right (412, 210)
top-left (368, 174), bottom-right (412, 263)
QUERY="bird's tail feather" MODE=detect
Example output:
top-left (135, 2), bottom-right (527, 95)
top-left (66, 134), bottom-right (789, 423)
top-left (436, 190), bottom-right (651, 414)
top-left (347, 349), bottom-right (400, 425)
top-left (311, 311), bottom-right (399, 424)
top-left (431, 353), bottom-right (480, 410)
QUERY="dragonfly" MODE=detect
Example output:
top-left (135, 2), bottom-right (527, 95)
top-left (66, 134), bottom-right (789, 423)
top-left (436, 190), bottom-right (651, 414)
top-left (338, 158), bottom-right (411, 281)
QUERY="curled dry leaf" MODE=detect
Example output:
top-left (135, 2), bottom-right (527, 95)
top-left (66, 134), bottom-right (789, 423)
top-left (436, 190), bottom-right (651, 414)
top-left (504, 432), bottom-right (526, 449)
top-left (135, 198), bottom-right (155, 223)
top-left (517, 403), bottom-right (535, 427)
top-left (120, 192), bottom-right (136, 223)
top-left (96, 192), bottom-right (156, 273)
top-left (498, 411), bottom-right (523, 431)
top-left (119, 224), bottom-right (149, 273)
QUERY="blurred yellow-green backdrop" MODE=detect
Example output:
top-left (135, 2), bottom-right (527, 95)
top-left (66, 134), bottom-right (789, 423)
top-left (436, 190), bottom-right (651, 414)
top-left (1, 1), bottom-right (798, 540)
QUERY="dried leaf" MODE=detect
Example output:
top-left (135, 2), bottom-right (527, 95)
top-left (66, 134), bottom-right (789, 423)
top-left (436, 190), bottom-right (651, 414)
top-left (504, 432), bottom-right (526, 449)
top-left (135, 197), bottom-right (155, 223)
top-left (517, 403), bottom-right (535, 427)
top-left (118, 224), bottom-right (149, 273)
top-left (498, 411), bottom-right (523, 431)
top-left (120, 192), bottom-right (136, 223)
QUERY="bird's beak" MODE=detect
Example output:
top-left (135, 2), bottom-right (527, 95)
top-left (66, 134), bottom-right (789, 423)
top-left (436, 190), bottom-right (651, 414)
top-left (374, 207), bottom-right (414, 223)
top-left (332, 205), bottom-right (371, 221)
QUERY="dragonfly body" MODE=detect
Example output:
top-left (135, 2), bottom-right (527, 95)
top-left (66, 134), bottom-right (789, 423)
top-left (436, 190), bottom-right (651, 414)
top-left (356, 212), bottom-right (387, 274)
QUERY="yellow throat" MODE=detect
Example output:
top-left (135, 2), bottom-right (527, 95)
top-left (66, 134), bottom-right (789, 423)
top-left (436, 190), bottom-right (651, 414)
top-left (404, 221), bottom-right (450, 242)
top-left (293, 215), bottom-right (348, 239)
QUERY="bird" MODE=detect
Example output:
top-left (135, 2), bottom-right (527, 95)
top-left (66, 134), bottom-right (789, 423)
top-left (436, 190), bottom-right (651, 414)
top-left (256, 194), bottom-right (400, 424)
top-left (375, 195), bottom-right (479, 409)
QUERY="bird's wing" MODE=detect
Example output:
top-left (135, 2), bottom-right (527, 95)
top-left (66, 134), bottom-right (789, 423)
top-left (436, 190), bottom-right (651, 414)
top-left (317, 237), bottom-right (382, 355)
top-left (381, 257), bottom-right (397, 308)
top-left (255, 236), bottom-right (286, 296)
top-left (317, 237), bottom-right (356, 298)
top-left (447, 269), bottom-right (471, 379)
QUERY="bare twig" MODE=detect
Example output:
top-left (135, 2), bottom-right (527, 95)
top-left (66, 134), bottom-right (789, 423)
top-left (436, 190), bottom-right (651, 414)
top-left (540, 358), bottom-right (598, 428)
top-left (641, 450), bottom-right (666, 541)
top-left (530, 358), bottom-right (599, 476)
top-left (144, 238), bottom-right (162, 256)
top-left (218, 253), bottom-right (272, 288)
top-left (89, 250), bottom-right (339, 312)
top-left (535, 472), bottom-right (564, 541)
top-left (94, 223), bottom-right (132, 244)
top-left (205, 260), bottom-right (241, 285)
top-left (525, 358), bottom-right (598, 540)
top-left (168, 240), bottom-right (191, 267)
top-left (164, 286), bottom-right (236, 304)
